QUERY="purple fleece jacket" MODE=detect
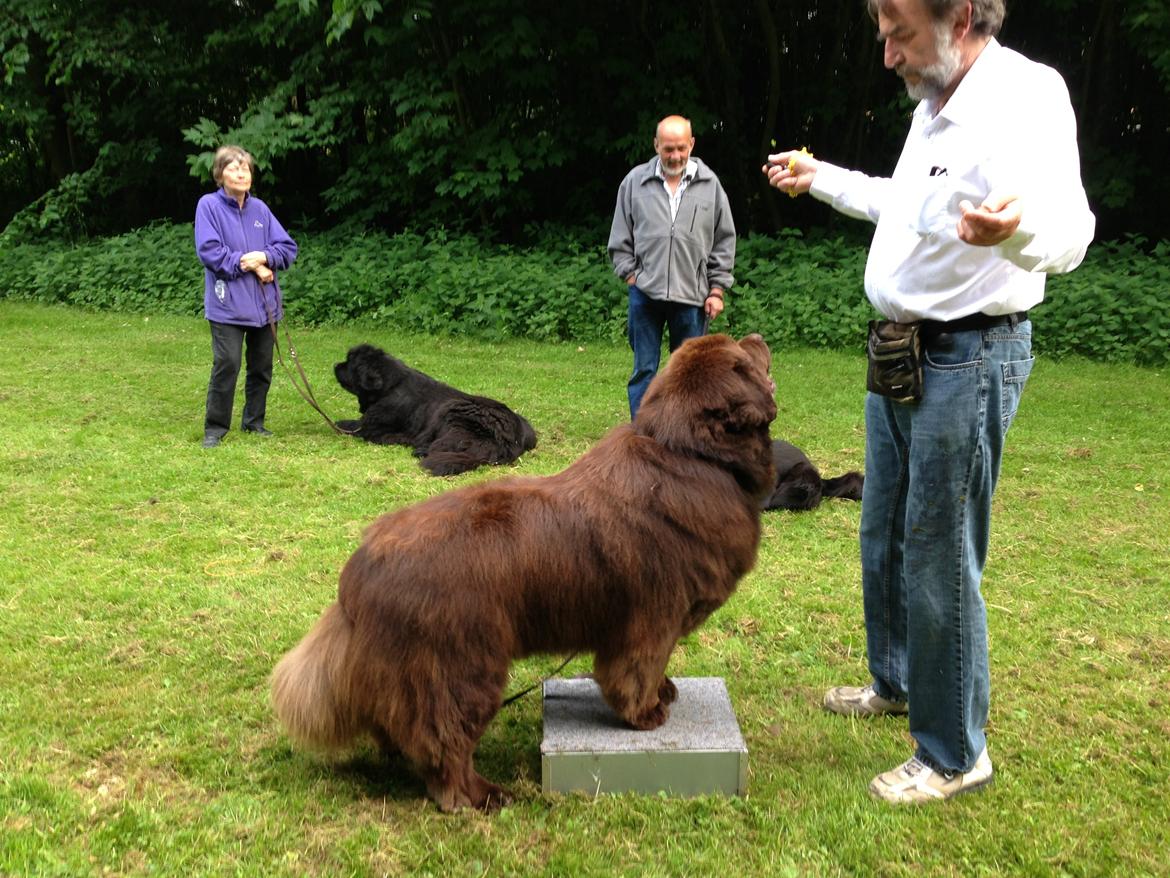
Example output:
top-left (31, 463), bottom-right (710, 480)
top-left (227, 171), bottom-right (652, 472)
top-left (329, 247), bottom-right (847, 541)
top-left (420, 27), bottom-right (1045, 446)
top-left (194, 187), bottom-right (298, 326)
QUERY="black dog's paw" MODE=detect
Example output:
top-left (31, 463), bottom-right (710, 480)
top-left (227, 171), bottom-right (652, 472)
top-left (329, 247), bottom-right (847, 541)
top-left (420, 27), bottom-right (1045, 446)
top-left (336, 419), bottom-right (362, 436)
top-left (421, 453), bottom-right (477, 476)
top-left (422, 460), bottom-right (474, 477)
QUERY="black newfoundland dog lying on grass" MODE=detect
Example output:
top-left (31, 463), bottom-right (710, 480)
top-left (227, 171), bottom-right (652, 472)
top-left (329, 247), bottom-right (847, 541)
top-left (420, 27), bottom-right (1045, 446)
top-left (762, 439), bottom-right (864, 511)
top-left (334, 344), bottom-right (537, 476)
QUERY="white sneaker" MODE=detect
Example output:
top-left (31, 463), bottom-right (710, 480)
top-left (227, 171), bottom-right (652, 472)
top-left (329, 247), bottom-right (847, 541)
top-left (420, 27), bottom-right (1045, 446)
top-left (823, 683), bottom-right (909, 717)
top-left (869, 748), bottom-right (994, 804)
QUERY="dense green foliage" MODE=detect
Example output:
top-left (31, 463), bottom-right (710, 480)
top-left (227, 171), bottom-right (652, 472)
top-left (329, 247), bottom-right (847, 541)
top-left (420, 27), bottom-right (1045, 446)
top-left (2, 224), bottom-right (1166, 365)
top-left (1030, 236), bottom-right (1170, 365)
top-left (3, 0), bottom-right (1170, 241)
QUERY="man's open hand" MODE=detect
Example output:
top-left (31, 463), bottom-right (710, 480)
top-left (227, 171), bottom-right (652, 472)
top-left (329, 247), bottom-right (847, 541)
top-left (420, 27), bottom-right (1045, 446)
top-left (958, 191), bottom-right (1022, 246)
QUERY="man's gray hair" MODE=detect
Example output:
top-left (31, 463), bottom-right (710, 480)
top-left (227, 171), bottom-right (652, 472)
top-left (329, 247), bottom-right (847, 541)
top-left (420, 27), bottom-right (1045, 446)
top-left (866, 0), bottom-right (1006, 37)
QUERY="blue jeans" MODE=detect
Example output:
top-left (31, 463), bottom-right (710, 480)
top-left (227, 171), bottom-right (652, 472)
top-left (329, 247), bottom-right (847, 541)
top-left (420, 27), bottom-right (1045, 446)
top-left (860, 320), bottom-right (1034, 773)
top-left (627, 284), bottom-right (706, 418)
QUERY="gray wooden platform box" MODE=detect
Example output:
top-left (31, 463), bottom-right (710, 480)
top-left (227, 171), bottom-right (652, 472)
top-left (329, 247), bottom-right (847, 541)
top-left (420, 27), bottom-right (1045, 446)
top-left (541, 676), bottom-right (748, 798)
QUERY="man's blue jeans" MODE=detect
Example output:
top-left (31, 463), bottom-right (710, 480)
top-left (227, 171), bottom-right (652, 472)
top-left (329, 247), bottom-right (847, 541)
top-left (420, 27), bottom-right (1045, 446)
top-left (627, 284), bottom-right (705, 418)
top-left (860, 320), bottom-right (1034, 774)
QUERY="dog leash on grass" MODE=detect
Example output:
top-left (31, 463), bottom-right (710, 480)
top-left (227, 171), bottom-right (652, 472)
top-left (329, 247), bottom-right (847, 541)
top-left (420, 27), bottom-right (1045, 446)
top-left (260, 279), bottom-right (356, 436)
top-left (501, 652), bottom-right (579, 708)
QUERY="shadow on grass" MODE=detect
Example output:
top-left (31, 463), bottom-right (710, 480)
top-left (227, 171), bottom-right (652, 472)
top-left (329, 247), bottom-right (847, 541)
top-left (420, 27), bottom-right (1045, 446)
top-left (254, 713), bottom-right (546, 811)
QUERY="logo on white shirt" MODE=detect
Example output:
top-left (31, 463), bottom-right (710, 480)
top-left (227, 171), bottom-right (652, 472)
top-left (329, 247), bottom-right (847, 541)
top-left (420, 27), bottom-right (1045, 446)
top-left (254, 220), bottom-right (264, 228)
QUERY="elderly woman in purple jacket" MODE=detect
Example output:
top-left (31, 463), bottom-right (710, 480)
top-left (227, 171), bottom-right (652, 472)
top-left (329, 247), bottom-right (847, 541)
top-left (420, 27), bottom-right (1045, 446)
top-left (195, 145), bottom-right (298, 448)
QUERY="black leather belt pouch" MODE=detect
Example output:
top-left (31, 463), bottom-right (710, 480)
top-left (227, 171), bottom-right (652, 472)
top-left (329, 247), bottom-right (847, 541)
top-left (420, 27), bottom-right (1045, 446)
top-left (867, 319), bottom-right (923, 403)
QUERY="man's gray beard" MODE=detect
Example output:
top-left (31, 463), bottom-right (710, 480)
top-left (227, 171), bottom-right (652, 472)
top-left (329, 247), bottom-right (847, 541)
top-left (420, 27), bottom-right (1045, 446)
top-left (901, 25), bottom-right (962, 101)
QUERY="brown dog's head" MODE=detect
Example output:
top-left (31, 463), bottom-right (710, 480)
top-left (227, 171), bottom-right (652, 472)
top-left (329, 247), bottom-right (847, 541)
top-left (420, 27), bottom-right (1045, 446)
top-left (635, 333), bottom-right (777, 496)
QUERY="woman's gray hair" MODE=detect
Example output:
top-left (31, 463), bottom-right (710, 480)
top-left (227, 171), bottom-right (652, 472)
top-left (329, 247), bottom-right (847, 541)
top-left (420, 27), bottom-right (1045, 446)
top-left (866, 0), bottom-right (1006, 37)
top-left (211, 145), bottom-right (255, 185)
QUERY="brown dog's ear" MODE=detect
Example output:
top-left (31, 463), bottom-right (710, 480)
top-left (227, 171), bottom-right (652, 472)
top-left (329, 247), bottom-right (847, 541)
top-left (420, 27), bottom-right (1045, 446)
top-left (721, 387), bottom-right (776, 434)
top-left (638, 333), bottom-right (777, 466)
top-left (737, 334), bottom-right (772, 377)
top-left (724, 334), bottom-right (776, 432)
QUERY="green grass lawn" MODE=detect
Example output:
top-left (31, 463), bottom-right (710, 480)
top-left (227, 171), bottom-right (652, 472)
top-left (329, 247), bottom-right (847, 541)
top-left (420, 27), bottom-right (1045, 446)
top-left (1, 301), bottom-right (1167, 877)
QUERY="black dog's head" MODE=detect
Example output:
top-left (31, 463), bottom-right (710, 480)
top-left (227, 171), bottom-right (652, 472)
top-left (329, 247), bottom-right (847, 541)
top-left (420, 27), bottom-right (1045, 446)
top-left (764, 440), bottom-right (821, 511)
top-left (334, 344), bottom-right (408, 411)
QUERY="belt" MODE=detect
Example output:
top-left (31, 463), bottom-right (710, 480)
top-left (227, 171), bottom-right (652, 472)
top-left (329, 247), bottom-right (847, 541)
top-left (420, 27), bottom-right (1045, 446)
top-left (921, 310), bottom-right (1028, 337)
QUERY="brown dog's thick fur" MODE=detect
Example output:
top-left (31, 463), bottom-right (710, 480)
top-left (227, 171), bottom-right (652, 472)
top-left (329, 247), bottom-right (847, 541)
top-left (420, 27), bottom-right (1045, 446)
top-left (271, 334), bottom-right (777, 811)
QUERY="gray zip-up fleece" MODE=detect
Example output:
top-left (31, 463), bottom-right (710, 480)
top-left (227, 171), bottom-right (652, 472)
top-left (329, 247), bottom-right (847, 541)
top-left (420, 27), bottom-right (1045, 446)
top-left (607, 156), bottom-right (736, 306)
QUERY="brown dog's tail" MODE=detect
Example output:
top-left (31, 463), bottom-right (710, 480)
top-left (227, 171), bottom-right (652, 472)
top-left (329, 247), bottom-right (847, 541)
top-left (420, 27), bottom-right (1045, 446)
top-left (271, 602), bottom-right (361, 751)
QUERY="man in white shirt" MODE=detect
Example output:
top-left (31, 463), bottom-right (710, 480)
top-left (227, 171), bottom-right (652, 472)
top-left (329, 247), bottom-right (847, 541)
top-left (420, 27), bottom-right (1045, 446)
top-left (763, 0), bottom-right (1094, 804)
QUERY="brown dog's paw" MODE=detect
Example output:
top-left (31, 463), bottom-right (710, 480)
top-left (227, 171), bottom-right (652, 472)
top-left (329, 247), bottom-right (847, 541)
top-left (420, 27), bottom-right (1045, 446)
top-left (463, 771), bottom-right (513, 813)
top-left (630, 700), bottom-right (670, 730)
top-left (658, 676), bottom-right (678, 705)
top-left (431, 786), bottom-right (470, 814)
top-left (432, 784), bottom-right (509, 814)
top-left (477, 782), bottom-right (513, 813)
top-left (427, 772), bottom-right (478, 814)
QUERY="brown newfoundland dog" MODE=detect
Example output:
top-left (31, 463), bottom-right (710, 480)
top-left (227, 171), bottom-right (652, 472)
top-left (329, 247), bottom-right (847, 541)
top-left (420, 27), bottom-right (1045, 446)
top-left (271, 334), bottom-right (776, 812)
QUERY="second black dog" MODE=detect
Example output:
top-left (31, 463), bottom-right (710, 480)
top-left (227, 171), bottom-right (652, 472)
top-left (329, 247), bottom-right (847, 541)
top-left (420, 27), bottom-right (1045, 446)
top-left (762, 439), bottom-right (864, 511)
top-left (334, 344), bottom-right (537, 476)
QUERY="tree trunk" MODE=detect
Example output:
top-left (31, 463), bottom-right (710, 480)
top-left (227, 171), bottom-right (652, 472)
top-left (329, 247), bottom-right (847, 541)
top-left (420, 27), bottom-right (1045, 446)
top-left (755, 0), bottom-right (783, 231)
top-left (26, 32), bottom-right (76, 183)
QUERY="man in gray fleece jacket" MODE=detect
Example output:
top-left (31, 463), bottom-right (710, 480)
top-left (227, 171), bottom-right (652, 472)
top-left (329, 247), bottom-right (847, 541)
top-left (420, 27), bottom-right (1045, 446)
top-left (608, 115), bottom-right (737, 418)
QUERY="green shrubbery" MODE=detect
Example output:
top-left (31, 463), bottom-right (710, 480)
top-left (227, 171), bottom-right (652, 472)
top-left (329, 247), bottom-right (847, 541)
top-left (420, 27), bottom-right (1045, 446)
top-left (1, 223), bottom-right (1166, 364)
top-left (1029, 236), bottom-right (1170, 365)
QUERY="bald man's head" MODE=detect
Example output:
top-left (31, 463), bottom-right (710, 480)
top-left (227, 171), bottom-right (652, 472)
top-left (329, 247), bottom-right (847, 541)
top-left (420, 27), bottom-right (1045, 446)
top-left (654, 115), bottom-right (695, 179)
top-left (656, 115), bottom-right (692, 141)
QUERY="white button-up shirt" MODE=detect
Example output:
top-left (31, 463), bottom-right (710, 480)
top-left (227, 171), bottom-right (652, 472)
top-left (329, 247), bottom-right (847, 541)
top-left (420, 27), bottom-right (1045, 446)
top-left (656, 159), bottom-right (698, 221)
top-left (810, 39), bottom-right (1095, 322)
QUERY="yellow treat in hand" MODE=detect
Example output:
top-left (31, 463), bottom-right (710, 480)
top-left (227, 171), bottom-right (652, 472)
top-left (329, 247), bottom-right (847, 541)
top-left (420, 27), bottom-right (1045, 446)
top-left (787, 147), bottom-right (812, 197)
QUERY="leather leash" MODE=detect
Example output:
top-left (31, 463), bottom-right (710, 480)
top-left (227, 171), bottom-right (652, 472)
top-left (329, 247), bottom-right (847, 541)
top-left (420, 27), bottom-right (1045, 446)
top-left (257, 273), bottom-right (573, 707)
top-left (260, 279), bottom-right (355, 435)
top-left (258, 273), bottom-right (571, 705)
top-left (501, 652), bottom-right (579, 708)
